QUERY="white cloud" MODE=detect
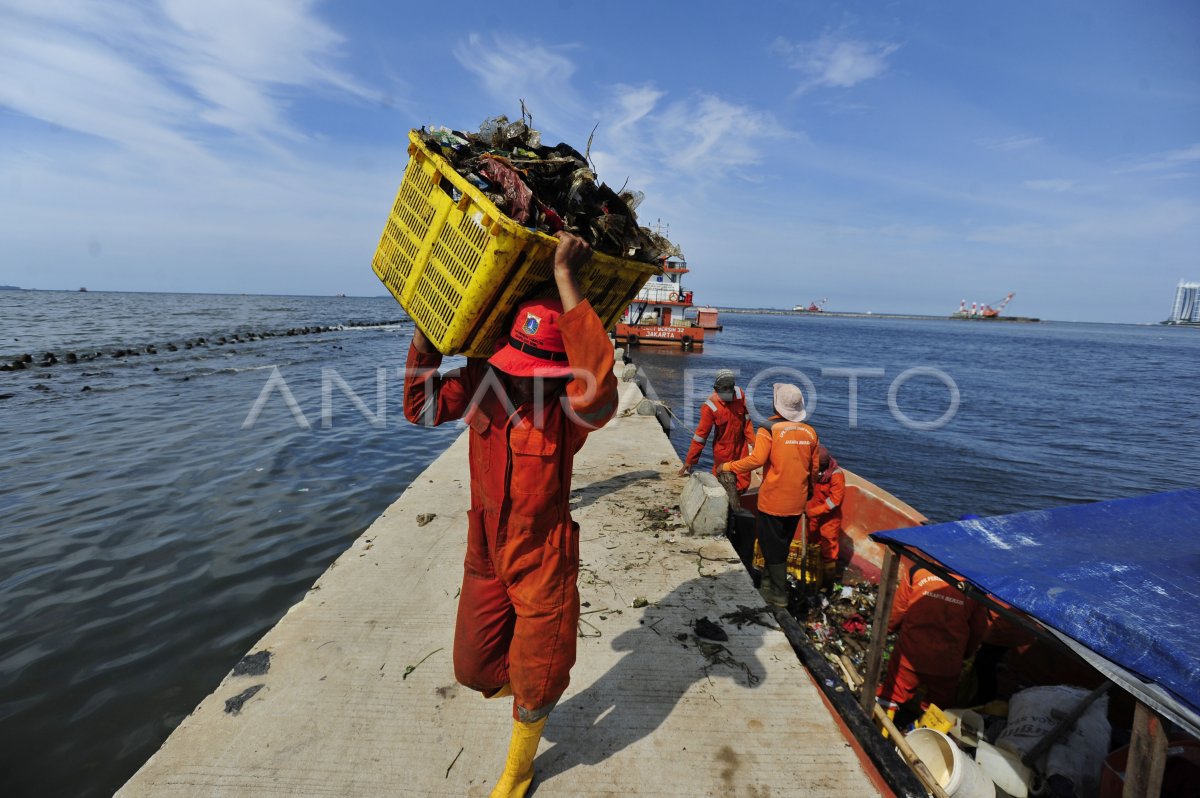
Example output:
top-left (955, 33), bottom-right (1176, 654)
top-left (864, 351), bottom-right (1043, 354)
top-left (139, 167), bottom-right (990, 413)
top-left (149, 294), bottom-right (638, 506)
top-left (590, 85), bottom-right (790, 195)
top-left (0, 0), bottom-right (370, 155)
top-left (773, 34), bottom-right (900, 93)
top-left (1163, 143), bottom-right (1200, 164)
top-left (1114, 142), bottom-right (1200, 174)
top-left (609, 84), bottom-right (664, 134)
top-left (452, 36), bottom-right (790, 190)
top-left (0, 0), bottom-right (393, 294)
top-left (655, 94), bottom-right (785, 174)
top-left (1024, 179), bottom-right (1078, 192)
top-left (982, 135), bottom-right (1043, 151)
top-left (965, 199), bottom-right (1200, 248)
top-left (451, 34), bottom-right (582, 137)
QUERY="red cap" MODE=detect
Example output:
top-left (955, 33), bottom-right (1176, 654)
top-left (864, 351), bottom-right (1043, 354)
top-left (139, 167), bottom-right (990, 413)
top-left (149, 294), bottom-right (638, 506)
top-left (488, 298), bottom-right (573, 377)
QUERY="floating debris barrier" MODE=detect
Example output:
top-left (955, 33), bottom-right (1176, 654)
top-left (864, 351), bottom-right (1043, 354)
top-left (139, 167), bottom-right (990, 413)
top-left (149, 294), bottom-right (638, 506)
top-left (0, 319), bottom-right (405, 373)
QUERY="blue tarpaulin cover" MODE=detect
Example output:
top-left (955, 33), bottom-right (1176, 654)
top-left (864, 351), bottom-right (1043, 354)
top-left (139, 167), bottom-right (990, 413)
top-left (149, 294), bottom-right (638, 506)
top-left (871, 489), bottom-right (1200, 734)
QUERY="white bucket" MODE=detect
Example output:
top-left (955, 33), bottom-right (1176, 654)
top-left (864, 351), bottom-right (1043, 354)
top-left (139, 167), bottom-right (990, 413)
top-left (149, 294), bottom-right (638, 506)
top-left (906, 728), bottom-right (996, 798)
top-left (975, 739), bottom-right (1034, 798)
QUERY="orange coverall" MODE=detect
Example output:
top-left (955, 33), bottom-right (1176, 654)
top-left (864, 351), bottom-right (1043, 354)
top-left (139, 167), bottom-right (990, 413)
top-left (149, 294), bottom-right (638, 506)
top-left (723, 416), bottom-right (819, 517)
top-left (403, 300), bottom-right (617, 722)
top-left (806, 466), bottom-right (845, 565)
top-left (879, 561), bottom-right (988, 708)
top-left (684, 387), bottom-right (754, 491)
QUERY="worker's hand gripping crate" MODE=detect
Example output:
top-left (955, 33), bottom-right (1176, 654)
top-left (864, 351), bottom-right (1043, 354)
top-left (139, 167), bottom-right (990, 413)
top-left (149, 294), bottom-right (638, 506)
top-left (372, 130), bottom-right (662, 357)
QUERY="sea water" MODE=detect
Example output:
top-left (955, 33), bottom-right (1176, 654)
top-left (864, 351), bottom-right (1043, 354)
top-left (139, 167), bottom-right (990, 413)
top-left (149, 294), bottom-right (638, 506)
top-left (1, 291), bottom-right (1197, 797)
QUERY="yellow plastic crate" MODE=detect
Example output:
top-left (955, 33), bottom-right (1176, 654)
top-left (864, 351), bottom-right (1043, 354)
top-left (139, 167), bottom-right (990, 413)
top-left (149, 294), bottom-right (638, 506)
top-left (372, 129), bottom-right (662, 357)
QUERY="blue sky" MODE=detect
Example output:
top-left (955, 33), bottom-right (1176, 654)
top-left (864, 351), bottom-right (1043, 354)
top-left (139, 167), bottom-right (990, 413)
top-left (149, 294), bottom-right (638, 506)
top-left (1, 1), bottom-right (1197, 323)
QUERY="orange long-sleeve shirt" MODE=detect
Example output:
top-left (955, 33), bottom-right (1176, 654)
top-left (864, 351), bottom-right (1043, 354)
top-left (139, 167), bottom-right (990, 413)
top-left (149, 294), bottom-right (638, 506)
top-left (807, 467), bottom-right (846, 519)
top-left (402, 299), bottom-right (619, 519)
top-left (889, 561), bottom-right (989, 676)
top-left (722, 415), bottom-right (819, 516)
top-left (684, 387), bottom-right (754, 472)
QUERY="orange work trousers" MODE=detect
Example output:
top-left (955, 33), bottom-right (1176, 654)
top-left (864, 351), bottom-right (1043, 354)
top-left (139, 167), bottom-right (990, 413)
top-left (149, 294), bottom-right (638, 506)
top-left (877, 652), bottom-right (959, 709)
top-left (454, 506), bottom-right (580, 723)
top-left (810, 514), bottom-right (841, 564)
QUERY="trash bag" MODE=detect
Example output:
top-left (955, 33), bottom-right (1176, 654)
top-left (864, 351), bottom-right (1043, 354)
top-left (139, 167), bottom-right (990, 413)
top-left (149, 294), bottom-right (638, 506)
top-left (997, 685), bottom-right (1110, 798)
top-left (478, 157), bottom-right (534, 225)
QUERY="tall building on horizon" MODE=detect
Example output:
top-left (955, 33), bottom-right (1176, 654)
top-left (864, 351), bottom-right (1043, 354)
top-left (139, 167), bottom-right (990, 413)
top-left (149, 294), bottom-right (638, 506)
top-left (1168, 280), bottom-right (1200, 324)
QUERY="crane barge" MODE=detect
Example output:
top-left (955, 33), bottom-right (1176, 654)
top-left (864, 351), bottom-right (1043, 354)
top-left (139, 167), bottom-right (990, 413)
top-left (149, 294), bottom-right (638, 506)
top-left (953, 292), bottom-right (1015, 319)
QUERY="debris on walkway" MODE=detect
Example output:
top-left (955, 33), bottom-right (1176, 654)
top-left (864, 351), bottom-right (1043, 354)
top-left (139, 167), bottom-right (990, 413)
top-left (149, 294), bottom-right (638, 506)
top-left (231, 650), bottom-right (271, 677)
top-left (403, 647), bottom-right (444, 680)
top-left (721, 605), bottom-right (778, 631)
top-left (693, 617), bottom-right (728, 642)
top-left (224, 685), bottom-right (265, 715)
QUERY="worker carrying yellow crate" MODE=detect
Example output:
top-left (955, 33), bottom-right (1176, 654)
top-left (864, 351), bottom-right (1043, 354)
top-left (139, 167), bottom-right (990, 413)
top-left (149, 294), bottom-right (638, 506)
top-left (372, 113), bottom-right (668, 356)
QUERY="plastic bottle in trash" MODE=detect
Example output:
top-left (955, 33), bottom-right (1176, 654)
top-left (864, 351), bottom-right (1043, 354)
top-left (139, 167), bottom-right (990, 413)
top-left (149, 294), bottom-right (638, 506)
top-left (465, 173), bottom-right (491, 191)
top-left (478, 116), bottom-right (508, 148)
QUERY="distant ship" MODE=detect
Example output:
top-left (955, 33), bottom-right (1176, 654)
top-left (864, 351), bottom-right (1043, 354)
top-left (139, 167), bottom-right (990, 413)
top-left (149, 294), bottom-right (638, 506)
top-left (952, 293), bottom-right (1014, 319)
top-left (615, 252), bottom-right (710, 350)
top-left (79, 287), bottom-right (88, 292)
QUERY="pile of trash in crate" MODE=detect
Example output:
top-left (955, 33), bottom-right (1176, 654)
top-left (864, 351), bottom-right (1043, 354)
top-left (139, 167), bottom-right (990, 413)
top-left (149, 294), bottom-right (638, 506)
top-left (419, 112), bottom-right (675, 264)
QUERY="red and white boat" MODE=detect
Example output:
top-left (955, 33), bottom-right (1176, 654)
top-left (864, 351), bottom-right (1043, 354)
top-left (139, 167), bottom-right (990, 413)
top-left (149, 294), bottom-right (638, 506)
top-left (615, 254), bottom-right (710, 349)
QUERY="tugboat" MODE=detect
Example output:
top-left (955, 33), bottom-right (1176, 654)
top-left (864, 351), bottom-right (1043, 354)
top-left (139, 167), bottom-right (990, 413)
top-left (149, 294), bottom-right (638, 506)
top-left (614, 252), bottom-right (706, 350)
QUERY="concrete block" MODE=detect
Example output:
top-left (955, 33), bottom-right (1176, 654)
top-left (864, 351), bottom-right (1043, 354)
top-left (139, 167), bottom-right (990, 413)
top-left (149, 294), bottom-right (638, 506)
top-left (635, 398), bottom-right (657, 416)
top-left (680, 472), bottom-right (729, 537)
top-left (620, 363), bottom-right (638, 382)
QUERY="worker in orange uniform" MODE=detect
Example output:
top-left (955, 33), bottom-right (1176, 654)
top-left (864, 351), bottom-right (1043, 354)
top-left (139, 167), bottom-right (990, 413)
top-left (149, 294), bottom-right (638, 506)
top-left (878, 560), bottom-right (989, 718)
top-left (678, 369), bottom-right (754, 490)
top-left (403, 232), bottom-right (618, 798)
top-left (806, 445), bottom-right (845, 587)
top-left (720, 383), bottom-right (819, 607)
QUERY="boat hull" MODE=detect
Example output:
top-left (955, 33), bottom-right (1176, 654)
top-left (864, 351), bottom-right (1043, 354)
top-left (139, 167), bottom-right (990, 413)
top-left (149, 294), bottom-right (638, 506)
top-left (732, 468), bottom-right (925, 582)
top-left (615, 323), bottom-right (705, 349)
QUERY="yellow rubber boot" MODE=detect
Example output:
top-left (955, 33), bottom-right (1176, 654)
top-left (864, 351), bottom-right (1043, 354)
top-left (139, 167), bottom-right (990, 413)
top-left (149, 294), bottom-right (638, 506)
top-left (488, 717), bottom-right (547, 798)
top-left (484, 683), bottom-right (512, 699)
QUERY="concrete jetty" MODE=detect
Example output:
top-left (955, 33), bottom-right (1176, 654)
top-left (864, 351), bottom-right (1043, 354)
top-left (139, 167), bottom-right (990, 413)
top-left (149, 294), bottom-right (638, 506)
top-left (118, 364), bottom-right (889, 797)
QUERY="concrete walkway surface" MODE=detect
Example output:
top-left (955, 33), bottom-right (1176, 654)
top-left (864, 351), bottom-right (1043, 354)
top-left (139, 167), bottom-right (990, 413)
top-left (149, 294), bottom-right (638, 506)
top-left (118, 370), bottom-right (887, 797)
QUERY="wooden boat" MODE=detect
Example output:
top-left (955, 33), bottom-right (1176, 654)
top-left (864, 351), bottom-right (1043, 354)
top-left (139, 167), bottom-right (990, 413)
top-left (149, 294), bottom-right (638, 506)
top-left (729, 468), bottom-right (926, 581)
top-left (720, 468), bottom-right (934, 795)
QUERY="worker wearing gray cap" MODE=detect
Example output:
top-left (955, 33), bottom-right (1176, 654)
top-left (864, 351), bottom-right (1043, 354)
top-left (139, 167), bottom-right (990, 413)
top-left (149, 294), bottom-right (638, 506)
top-left (679, 369), bottom-right (754, 491)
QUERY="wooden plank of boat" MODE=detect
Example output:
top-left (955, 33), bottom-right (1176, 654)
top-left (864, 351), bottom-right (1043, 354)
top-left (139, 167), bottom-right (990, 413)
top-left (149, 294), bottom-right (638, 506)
top-left (734, 468), bottom-right (926, 581)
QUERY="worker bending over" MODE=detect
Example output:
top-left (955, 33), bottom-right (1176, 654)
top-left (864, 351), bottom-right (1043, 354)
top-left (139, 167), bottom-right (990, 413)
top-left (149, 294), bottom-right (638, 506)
top-left (806, 445), bottom-right (845, 586)
top-left (720, 383), bottom-right (819, 607)
top-left (403, 232), bottom-right (617, 798)
top-left (878, 560), bottom-right (988, 720)
top-left (679, 369), bottom-right (754, 490)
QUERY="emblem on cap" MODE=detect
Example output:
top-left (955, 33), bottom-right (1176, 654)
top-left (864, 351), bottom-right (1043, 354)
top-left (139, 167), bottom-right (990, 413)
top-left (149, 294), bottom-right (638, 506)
top-left (523, 313), bottom-right (541, 336)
